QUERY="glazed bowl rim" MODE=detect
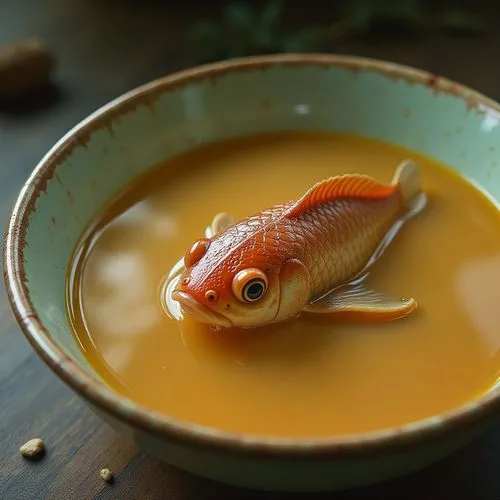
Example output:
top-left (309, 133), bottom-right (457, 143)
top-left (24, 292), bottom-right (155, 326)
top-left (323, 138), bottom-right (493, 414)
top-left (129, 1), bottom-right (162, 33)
top-left (4, 53), bottom-right (500, 459)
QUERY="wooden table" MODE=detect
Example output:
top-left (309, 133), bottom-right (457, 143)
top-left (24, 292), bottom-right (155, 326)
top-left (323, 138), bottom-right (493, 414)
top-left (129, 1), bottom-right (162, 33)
top-left (2, 1), bottom-right (500, 498)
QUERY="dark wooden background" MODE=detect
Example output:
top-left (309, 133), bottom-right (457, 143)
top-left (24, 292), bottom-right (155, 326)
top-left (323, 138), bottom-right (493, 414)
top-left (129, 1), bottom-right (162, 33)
top-left (2, 1), bottom-right (500, 498)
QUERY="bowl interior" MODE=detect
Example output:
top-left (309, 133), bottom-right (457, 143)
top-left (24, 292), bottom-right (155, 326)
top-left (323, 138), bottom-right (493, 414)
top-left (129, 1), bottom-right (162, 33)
top-left (11, 55), bottom-right (500, 404)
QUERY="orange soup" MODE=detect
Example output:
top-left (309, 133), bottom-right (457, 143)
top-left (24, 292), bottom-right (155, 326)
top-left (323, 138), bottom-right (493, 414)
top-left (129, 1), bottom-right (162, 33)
top-left (67, 132), bottom-right (500, 437)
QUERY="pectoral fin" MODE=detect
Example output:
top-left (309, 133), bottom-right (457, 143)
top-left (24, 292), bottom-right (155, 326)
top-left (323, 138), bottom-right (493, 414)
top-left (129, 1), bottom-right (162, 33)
top-left (275, 259), bottom-right (310, 323)
top-left (304, 282), bottom-right (417, 321)
top-left (205, 212), bottom-right (236, 238)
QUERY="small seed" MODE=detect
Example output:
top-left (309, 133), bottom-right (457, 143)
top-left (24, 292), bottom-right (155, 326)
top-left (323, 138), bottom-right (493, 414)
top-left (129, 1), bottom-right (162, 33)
top-left (100, 468), bottom-right (114, 483)
top-left (19, 438), bottom-right (45, 459)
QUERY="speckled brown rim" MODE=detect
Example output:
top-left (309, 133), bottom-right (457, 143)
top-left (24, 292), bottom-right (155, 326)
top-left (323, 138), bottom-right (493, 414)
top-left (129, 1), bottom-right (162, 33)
top-left (4, 53), bottom-right (500, 460)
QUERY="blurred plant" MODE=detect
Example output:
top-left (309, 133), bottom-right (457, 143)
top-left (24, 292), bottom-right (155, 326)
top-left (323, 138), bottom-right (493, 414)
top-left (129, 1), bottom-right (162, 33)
top-left (188, 0), bottom-right (322, 63)
top-left (438, 8), bottom-right (485, 36)
top-left (187, 0), bottom-right (485, 64)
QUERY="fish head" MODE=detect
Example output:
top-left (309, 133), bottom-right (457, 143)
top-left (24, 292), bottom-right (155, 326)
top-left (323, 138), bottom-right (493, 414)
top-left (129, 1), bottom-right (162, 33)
top-left (171, 236), bottom-right (283, 329)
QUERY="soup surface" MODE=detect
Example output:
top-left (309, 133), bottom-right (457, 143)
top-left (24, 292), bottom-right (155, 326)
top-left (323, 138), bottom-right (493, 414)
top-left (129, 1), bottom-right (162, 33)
top-left (68, 132), bottom-right (500, 437)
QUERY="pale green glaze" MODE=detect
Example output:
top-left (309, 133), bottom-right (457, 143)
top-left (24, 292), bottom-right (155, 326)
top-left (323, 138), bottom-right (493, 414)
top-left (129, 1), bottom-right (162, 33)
top-left (7, 55), bottom-right (500, 492)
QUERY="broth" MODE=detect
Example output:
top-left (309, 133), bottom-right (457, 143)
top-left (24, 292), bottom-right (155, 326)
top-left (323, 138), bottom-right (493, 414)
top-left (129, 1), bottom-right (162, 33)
top-left (68, 132), bottom-right (500, 437)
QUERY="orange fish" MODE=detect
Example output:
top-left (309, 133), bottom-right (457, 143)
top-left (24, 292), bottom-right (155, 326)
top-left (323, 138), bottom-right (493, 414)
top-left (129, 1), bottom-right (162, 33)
top-left (168, 159), bottom-right (426, 329)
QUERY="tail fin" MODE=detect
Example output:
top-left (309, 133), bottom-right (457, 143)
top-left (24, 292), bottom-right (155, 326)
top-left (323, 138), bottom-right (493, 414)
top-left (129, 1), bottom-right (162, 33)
top-left (392, 159), bottom-right (425, 213)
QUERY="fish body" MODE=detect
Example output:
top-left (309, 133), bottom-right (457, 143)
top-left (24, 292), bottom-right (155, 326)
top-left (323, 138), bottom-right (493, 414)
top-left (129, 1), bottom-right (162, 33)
top-left (170, 160), bottom-right (425, 329)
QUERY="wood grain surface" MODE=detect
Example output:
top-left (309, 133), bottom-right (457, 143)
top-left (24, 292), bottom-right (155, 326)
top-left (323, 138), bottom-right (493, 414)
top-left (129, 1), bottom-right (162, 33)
top-left (2, 1), bottom-right (500, 499)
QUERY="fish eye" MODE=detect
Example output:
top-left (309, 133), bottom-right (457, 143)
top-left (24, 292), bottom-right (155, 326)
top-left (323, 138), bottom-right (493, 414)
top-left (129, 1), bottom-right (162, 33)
top-left (232, 268), bottom-right (268, 303)
top-left (243, 280), bottom-right (266, 302)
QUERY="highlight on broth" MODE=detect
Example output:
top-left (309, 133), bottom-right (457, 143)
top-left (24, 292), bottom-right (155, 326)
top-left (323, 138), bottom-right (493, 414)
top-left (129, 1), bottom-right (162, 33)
top-left (67, 132), bottom-right (500, 437)
top-left (165, 159), bottom-right (426, 331)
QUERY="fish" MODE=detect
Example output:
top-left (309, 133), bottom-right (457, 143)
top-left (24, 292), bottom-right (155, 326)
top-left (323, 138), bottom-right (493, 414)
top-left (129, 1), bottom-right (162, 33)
top-left (167, 159), bottom-right (426, 330)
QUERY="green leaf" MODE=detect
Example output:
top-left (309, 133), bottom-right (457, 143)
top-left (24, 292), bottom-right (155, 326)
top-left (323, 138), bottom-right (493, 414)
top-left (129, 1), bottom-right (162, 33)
top-left (252, 30), bottom-right (280, 52)
top-left (280, 27), bottom-right (324, 53)
top-left (340, 0), bottom-right (424, 35)
top-left (221, 2), bottom-right (260, 56)
top-left (187, 20), bottom-right (226, 64)
top-left (439, 9), bottom-right (485, 36)
top-left (260, 0), bottom-right (284, 32)
top-left (187, 1), bottom-right (327, 63)
top-left (253, 0), bottom-right (285, 51)
top-left (188, 20), bottom-right (220, 45)
top-left (376, 0), bottom-right (424, 25)
top-left (222, 2), bottom-right (256, 33)
top-left (340, 0), bottom-right (377, 34)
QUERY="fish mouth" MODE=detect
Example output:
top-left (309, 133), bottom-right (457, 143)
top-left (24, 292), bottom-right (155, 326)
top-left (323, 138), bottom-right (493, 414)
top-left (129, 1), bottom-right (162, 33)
top-left (171, 290), bottom-right (232, 328)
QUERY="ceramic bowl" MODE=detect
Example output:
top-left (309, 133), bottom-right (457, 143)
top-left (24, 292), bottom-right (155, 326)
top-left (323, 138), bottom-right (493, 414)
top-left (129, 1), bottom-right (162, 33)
top-left (5, 54), bottom-right (500, 492)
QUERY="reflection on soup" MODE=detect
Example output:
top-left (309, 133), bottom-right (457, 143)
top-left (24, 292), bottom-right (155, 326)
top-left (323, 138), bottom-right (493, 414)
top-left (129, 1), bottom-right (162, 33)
top-left (67, 132), bottom-right (500, 437)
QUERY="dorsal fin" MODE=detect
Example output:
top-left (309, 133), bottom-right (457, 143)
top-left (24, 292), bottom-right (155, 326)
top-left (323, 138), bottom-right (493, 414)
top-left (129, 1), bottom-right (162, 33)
top-left (285, 174), bottom-right (396, 219)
